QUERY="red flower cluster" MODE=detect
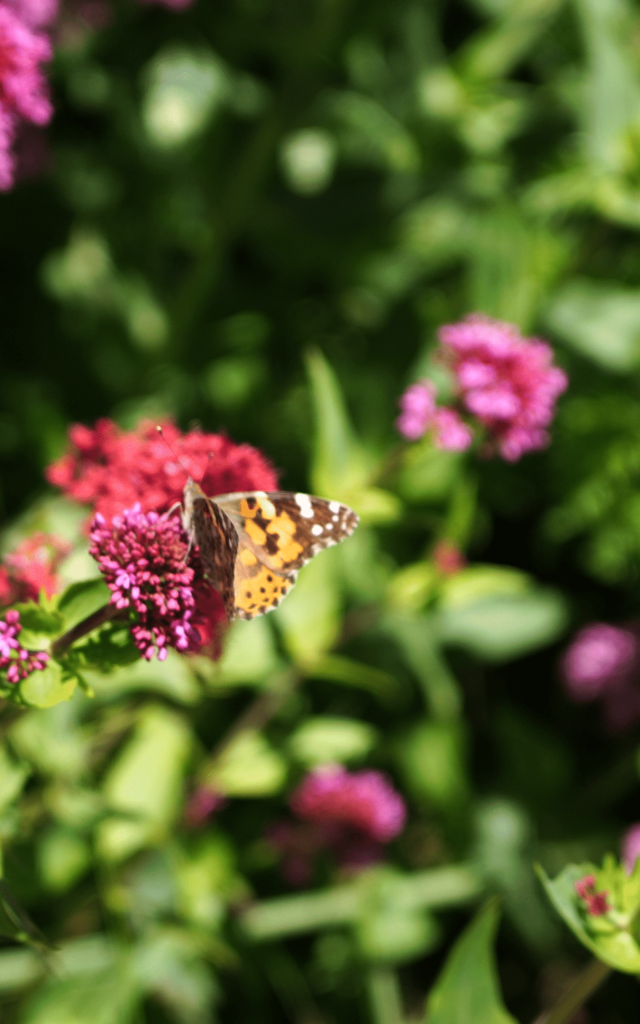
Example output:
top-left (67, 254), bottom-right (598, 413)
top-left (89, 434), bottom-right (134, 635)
top-left (0, 532), bottom-right (70, 606)
top-left (0, 609), bottom-right (49, 683)
top-left (49, 418), bottom-right (279, 656)
top-left (47, 418), bottom-right (279, 523)
top-left (574, 875), bottom-right (609, 916)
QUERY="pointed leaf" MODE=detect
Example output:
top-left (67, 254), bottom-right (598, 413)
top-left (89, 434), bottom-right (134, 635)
top-left (425, 900), bottom-right (516, 1024)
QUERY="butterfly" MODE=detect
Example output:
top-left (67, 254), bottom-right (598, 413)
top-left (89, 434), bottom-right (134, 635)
top-left (182, 479), bottom-right (359, 621)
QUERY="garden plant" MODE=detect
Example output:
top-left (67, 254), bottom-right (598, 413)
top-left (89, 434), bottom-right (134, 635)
top-left (4, 0), bottom-right (640, 1022)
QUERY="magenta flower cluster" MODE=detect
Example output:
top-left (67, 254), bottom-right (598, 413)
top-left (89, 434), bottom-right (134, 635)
top-left (89, 504), bottom-right (198, 661)
top-left (397, 315), bottom-right (568, 462)
top-left (290, 765), bottom-right (406, 843)
top-left (560, 622), bottom-right (640, 732)
top-left (0, 609), bottom-right (49, 683)
top-left (622, 824), bottom-right (640, 875)
top-left (0, 0), bottom-right (55, 190)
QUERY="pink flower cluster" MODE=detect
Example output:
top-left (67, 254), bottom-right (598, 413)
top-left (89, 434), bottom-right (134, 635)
top-left (560, 622), bottom-right (640, 732)
top-left (0, 532), bottom-right (70, 606)
top-left (89, 504), bottom-right (199, 661)
top-left (0, 0), bottom-right (56, 191)
top-left (291, 765), bottom-right (406, 842)
top-left (622, 824), bottom-right (640, 874)
top-left (574, 875), bottom-right (609, 916)
top-left (397, 315), bottom-right (568, 462)
top-left (48, 418), bottom-right (278, 524)
top-left (270, 766), bottom-right (406, 885)
top-left (0, 609), bottom-right (49, 683)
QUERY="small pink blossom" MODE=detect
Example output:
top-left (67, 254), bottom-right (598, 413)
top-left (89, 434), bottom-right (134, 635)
top-left (89, 504), bottom-right (200, 661)
top-left (433, 408), bottom-right (473, 451)
top-left (433, 540), bottom-right (466, 576)
top-left (574, 875), bottom-right (609, 916)
top-left (0, 609), bottom-right (49, 684)
top-left (560, 622), bottom-right (640, 732)
top-left (561, 624), bottom-right (638, 702)
top-left (622, 824), bottom-right (640, 874)
top-left (290, 765), bottom-right (406, 843)
top-left (396, 381), bottom-right (437, 441)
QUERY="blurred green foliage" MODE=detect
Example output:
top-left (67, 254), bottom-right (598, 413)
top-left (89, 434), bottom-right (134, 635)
top-left (5, 0), bottom-right (640, 1020)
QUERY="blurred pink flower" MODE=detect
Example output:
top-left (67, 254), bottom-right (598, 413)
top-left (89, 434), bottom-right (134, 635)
top-left (396, 381), bottom-right (437, 441)
top-left (439, 315), bottom-right (568, 461)
top-left (291, 765), bottom-right (406, 843)
top-left (561, 624), bottom-right (638, 702)
top-left (396, 381), bottom-right (472, 451)
top-left (5, 0), bottom-right (58, 28)
top-left (560, 622), bottom-right (640, 732)
top-left (0, 4), bottom-right (53, 190)
top-left (0, 532), bottom-right (70, 606)
top-left (622, 824), bottom-right (640, 874)
top-left (397, 315), bottom-right (567, 462)
top-left (433, 540), bottom-right (466, 577)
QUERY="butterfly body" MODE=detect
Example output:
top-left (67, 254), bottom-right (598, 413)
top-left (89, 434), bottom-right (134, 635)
top-left (182, 479), bottom-right (358, 621)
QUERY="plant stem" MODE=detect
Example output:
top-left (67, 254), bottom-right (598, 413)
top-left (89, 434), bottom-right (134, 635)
top-left (533, 958), bottom-right (611, 1024)
top-left (51, 604), bottom-right (122, 659)
top-left (366, 966), bottom-right (404, 1024)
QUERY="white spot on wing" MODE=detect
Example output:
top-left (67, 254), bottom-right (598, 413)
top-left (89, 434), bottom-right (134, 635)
top-left (329, 500), bottom-right (340, 514)
top-left (325, 522), bottom-right (334, 530)
top-left (259, 497), bottom-right (276, 518)
top-left (295, 493), bottom-right (314, 518)
top-left (311, 523), bottom-right (323, 536)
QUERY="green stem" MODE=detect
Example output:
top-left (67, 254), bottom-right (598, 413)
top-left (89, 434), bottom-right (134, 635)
top-left (51, 604), bottom-right (122, 660)
top-left (366, 966), bottom-right (404, 1024)
top-left (533, 958), bottom-right (610, 1024)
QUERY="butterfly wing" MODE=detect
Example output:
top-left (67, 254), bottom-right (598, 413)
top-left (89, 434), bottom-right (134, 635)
top-left (215, 491), bottom-right (359, 620)
top-left (183, 478), bottom-right (239, 621)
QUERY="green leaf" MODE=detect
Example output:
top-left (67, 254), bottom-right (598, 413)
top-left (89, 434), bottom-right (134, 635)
top-left (425, 900), bottom-right (517, 1024)
top-left (546, 279), bottom-right (640, 372)
top-left (537, 859), bottom-right (640, 973)
top-left (97, 705), bottom-right (192, 862)
top-left (212, 616), bottom-right (281, 687)
top-left (58, 579), bottom-right (111, 632)
top-left (275, 544), bottom-right (340, 668)
top-left (384, 612), bottom-right (462, 721)
top-left (306, 349), bottom-right (400, 524)
top-left (14, 602), bottom-right (64, 648)
top-left (289, 716), bottom-right (377, 767)
top-left (21, 951), bottom-right (141, 1024)
top-left (397, 722), bottom-right (468, 808)
top-left (0, 743), bottom-right (29, 812)
top-left (355, 868), bottom-right (440, 964)
top-left (9, 700), bottom-right (88, 778)
top-left (19, 660), bottom-right (77, 709)
top-left (437, 589), bottom-right (567, 662)
top-left (203, 730), bottom-right (286, 797)
top-left (37, 827), bottom-right (91, 893)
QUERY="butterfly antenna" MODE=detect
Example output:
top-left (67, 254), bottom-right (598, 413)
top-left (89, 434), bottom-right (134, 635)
top-left (155, 425), bottom-right (193, 478)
